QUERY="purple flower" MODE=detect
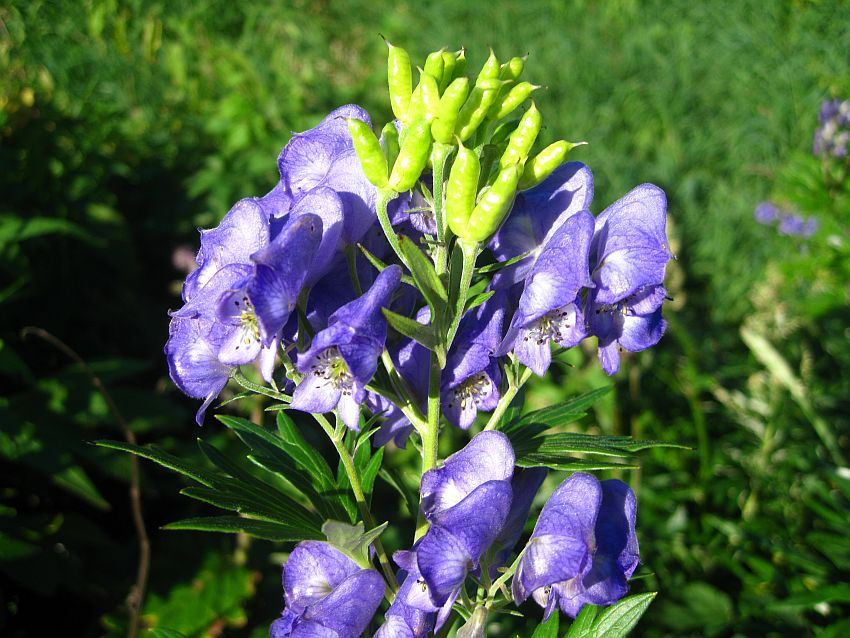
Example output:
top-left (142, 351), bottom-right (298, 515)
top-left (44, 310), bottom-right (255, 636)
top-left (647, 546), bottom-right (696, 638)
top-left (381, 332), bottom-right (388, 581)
top-left (441, 293), bottom-right (507, 429)
top-left (497, 211), bottom-right (595, 376)
top-left (374, 556), bottom-right (437, 638)
top-left (813, 99), bottom-right (850, 158)
top-left (778, 213), bottom-right (819, 238)
top-left (278, 105), bottom-right (378, 245)
top-left (183, 198), bottom-right (271, 302)
top-left (271, 541), bottom-right (384, 638)
top-left (164, 314), bottom-right (233, 426)
top-left (490, 468), bottom-right (548, 572)
top-left (291, 266), bottom-right (402, 429)
top-left (754, 202), bottom-right (780, 225)
top-left (489, 162), bottom-right (594, 289)
top-left (400, 432), bottom-right (515, 615)
top-left (586, 184), bottom-right (671, 374)
top-left (587, 284), bottom-right (667, 376)
top-left (512, 473), bottom-right (639, 619)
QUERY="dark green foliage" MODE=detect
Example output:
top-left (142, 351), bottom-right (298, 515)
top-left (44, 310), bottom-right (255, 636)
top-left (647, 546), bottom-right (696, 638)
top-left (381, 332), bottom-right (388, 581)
top-left (2, 0), bottom-right (850, 637)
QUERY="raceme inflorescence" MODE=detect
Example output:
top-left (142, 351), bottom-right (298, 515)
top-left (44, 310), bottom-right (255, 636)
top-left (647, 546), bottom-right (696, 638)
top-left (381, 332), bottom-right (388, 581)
top-left (164, 43), bottom-right (673, 638)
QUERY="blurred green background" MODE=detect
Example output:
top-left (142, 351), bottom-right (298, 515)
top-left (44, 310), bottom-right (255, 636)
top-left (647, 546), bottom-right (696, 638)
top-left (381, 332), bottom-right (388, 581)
top-left (2, 0), bottom-right (850, 636)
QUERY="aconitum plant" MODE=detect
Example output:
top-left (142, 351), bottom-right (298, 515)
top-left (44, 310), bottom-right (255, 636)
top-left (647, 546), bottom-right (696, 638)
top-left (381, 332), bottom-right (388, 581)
top-left (158, 43), bottom-right (674, 637)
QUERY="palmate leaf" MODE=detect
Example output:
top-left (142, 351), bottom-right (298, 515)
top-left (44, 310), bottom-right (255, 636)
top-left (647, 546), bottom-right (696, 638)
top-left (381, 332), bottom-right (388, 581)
top-left (501, 387), bottom-right (688, 471)
top-left (216, 414), bottom-right (349, 520)
top-left (95, 438), bottom-right (325, 540)
top-left (500, 386), bottom-right (613, 437)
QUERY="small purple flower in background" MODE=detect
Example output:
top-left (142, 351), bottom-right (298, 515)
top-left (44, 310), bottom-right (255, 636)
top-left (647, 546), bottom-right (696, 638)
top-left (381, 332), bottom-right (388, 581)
top-left (512, 472), bottom-right (639, 620)
top-left (754, 201), bottom-right (780, 225)
top-left (813, 98), bottom-right (850, 158)
top-left (497, 211), bottom-right (595, 376)
top-left (270, 541), bottom-right (384, 638)
top-left (400, 432), bottom-right (514, 620)
top-left (754, 202), bottom-right (819, 239)
top-left (778, 213), bottom-right (819, 238)
top-left (291, 265), bottom-right (402, 429)
top-left (587, 184), bottom-right (671, 375)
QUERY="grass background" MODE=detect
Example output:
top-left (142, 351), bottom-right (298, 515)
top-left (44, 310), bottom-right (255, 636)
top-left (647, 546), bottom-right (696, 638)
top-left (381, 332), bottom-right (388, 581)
top-left (2, 1), bottom-right (849, 636)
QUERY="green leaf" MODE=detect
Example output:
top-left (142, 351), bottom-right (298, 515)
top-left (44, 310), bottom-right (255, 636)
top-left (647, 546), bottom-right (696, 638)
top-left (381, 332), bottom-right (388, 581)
top-left (146, 629), bottom-right (189, 638)
top-left (382, 308), bottom-right (440, 350)
top-left (530, 610), bottom-right (559, 638)
top-left (379, 466), bottom-right (419, 516)
top-left (218, 414), bottom-right (336, 493)
top-left (464, 289), bottom-right (495, 313)
top-left (322, 520), bottom-right (388, 567)
top-left (501, 386), bottom-right (612, 436)
top-left (514, 433), bottom-right (690, 459)
top-left (516, 456), bottom-right (638, 472)
top-left (0, 214), bottom-right (104, 249)
top-left (564, 604), bottom-right (599, 638)
top-left (360, 447), bottom-right (384, 502)
top-left (357, 242), bottom-right (416, 287)
top-left (179, 484), bottom-right (322, 533)
top-left (592, 592), bottom-right (656, 638)
top-left (163, 516), bottom-right (320, 541)
top-left (397, 234), bottom-right (448, 318)
top-left (474, 250), bottom-right (532, 274)
top-left (94, 440), bottom-right (217, 487)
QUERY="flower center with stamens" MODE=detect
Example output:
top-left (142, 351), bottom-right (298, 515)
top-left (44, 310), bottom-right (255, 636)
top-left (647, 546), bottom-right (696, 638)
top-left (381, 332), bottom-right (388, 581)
top-left (448, 372), bottom-right (492, 410)
top-left (525, 303), bottom-right (578, 345)
top-left (309, 347), bottom-right (354, 395)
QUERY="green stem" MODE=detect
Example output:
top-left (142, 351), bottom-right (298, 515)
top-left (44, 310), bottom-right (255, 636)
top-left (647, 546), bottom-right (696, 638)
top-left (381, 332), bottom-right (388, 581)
top-left (445, 238), bottom-right (479, 352)
top-left (487, 546), bottom-right (526, 601)
top-left (313, 413), bottom-right (399, 594)
top-left (376, 189), bottom-right (411, 271)
top-left (431, 143), bottom-right (452, 275)
top-left (381, 351), bottom-right (428, 432)
top-left (415, 349), bottom-right (444, 540)
top-left (483, 365), bottom-right (533, 431)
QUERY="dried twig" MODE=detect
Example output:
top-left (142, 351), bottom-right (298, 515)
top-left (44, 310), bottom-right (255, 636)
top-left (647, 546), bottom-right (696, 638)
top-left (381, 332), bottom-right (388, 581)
top-left (21, 326), bottom-right (150, 638)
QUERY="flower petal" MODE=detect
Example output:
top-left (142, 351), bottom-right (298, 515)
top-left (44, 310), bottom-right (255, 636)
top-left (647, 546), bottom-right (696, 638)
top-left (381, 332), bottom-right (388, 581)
top-left (420, 431), bottom-right (515, 519)
top-left (302, 569), bottom-right (385, 638)
top-left (283, 541), bottom-right (361, 615)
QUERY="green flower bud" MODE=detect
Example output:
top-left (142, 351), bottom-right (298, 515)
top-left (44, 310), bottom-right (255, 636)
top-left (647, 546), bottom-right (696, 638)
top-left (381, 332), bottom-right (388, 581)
top-left (431, 77), bottom-right (470, 144)
top-left (518, 140), bottom-right (587, 190)
top-left (439, 50), bottom-right (457, 92)
top-left (464, 164), bottom-right (520, 241)
top-left (453, 48), bottom-right (467, 79)
top-left (423, 50), bottom-right (445, 87)
top-left (499, 56), bottom-right (526, 82)
top-left (476, 48), bottom-right (500, 86)
top-left (476, 143), bottom-right (501, 192)
top-left (380, 121), bottom-right (400, 172)
top-left (456, 85), bottom-right (501, 142)
top-left (389, 118), bottom-right (432, 192)
top-left (491, 81), bottom-right (540, 120)
top-left (445, 139), bottom-right (481, 238)
top-left (499, 102), bottom-right (542, 169)
top-left (385, 39), bottom-right (412, 121)
top-left (347, 118), bottom-right (388, 188)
